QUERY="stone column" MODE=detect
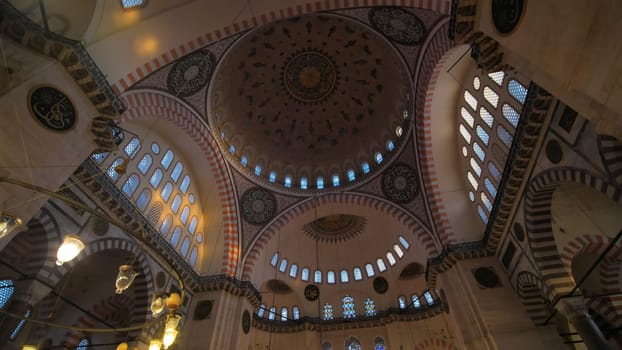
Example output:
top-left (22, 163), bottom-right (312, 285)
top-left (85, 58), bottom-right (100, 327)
top-left (556, 296), bottom-right (611, 350)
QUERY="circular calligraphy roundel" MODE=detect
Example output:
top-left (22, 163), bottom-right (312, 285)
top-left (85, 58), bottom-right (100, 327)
top-left (28, 86), bottom-right (77, 132)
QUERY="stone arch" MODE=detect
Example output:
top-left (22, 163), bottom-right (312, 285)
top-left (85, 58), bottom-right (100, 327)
top-left (111, 0), bottom-right (452, 94)
top-left (241, 193), bottom-right (439, 280)
top-left (120, 90), bottom-right (239, 276)
top-left (516, 271), bottom-right (551, 326)
top-left (416, 21), bottom-right (456, 247)
top-left (524, 167), bottom-right (622, 302)
top-left (413, 337), bottom-right (460, 350)
top-left (53, 238), bottom-right (155, 330)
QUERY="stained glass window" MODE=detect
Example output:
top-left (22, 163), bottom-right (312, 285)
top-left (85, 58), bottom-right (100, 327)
top-left (188, 217), bottom-right (198, 234)
top-left (124, 137), bottom-right (141, 158)
top-left (122, 174), bottom-right (140, 196)
top-left (508, 79), bottom-right (528, 104)
top-left (346, 338), bottom-right (362, 350)
top-left (241, 156), bottom-right (248, 167)
top-left (488, 71), bottom-right (505, 86)
top-left (464, 90), bottom-right (478, 110)
top-left (136, 189), bottom-right (151, 210)
top-left (497, 125), bottom-right (513, 147)
top-left (92, 152), bottom-right (108, 164)
top-left (502, 103), bottom-right (520, 127)
top-left (289, 264), bottom-right (298, 278)
top-left (0, 279), bottom-right (14, 309)
top-left (9, 308), bottom-right (31, 340)
top-left (365, 263), bottom-right (375, 277)
top-left (398, 296), bottom-right (407, 309)
top-left (257, 305), bottom-right (266, 318)
top-left (364, 298), bottom-right (376, 316)
top-left (180, 206), bottom-right (190, 224)
top-left (412, 294), bottom-right (421, 309)
top-left (284, 176), bottom-right (292, 188)
top-left (151, 142), bottom-right (160, 154)
top-left (375, 152), bottom-right (383, 164)
top-left (353, 267), bottom-right (363, 281)
top-left (254, 165), bottom-right (262, 176)
top-left (478, 205), bottom-right (488, 223)
top-left (467, 171), bottom-right (479, 190)
top-left (342, 295), bottom-right (356, 319)
top-left (322, 303), bottom-right (333, 320)
top-left (473, 142), bottom-right (485, 161)
top-left (473, 76), bottom-right (481, 90)
top-left (376, 258), bottom-right (387, 272)
top-left (327, 270), bottom-right (336, 284)
top-left (121, 0), bottom-right (146, 9)
top-left (459, 124), bottom-right (472, 144)
top-left (399, 236), bottom-right (409, 249)
top-left (386, 140), bottom-right (395, 151)
top-left (279, 259), bottom-right (288, 273)
top-left (161, 150), bottom-right (174, 170)
top-left (149, 169), bottom-right (163, 188)
top-left (293, 306), bottom-right (300, 320)
top-left (314, 270), bottom-right (322, 284)
top-left (137, 154), bottom-right (152, 175)
top-left (340, 270), bottom-right (349, 283)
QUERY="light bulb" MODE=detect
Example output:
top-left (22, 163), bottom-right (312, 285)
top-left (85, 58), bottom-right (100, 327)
top-left (166, 292), bottom-right (181, 311)
top-left (151, 294), bottom-right (165, 317)
top-left (56, 235), bottom-right (85, 265)
top-left (162, 329), bottom-right (178, 349)
top-left (115, 265), bottom-right (138, 294)
top-left (148, 339), bottom-right (162, 350)
top-left (116, 343), bottom-right (128, 350)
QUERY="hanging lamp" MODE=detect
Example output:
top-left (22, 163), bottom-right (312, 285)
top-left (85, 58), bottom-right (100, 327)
top-left (55, 235), bottom-right (85, 265)
top-left (0, 212), bottom-right (23, 238)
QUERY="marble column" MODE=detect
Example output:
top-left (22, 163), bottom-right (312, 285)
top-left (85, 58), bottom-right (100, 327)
top-left (556, 296), bottom-right (611, 350)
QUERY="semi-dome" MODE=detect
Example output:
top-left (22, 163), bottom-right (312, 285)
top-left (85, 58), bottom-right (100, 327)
top-left (208, 13), bottom-right (413, 194)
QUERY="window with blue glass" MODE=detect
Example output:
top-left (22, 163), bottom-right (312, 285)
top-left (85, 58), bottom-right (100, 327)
top-left (268, 306), bottom-right (276, 320)
top-left (314, 270), bottom-right (322, 284)
top-left (353, 267), bottom-right (362, 281)
top-left (374, 152), bottom-right (383, 164)
top-left (332, 174), bottom-right (340, 187)
top-left (269, 171), bottom-right (277, 183)
top-left (124, 137), bottom-right (141, 158)
top-left (361, 162), bottom-right (370, 174)
top-left (179, 175), bottom-right (191, 193)
top-left (136, 189), bottom-right (151, 210)
top-left (254, 165), bottom-right (262, 176)
top-left (508, 79), bottom-right (528, 104)
top-left (322, 303), bottom-right (333, 320)
top-left (137, 154), bottom-right (152, 175)
top-left (150, 169), bottom-right (163, 188)
top-left (300, 177), bottom-right (308, 190)
top-left (365, 263), bottom-right (375, 277)
top-left (107, 158), bottom-right (124, 182)
top-left (76, 337), bottom-right (89, 350)
top-left (170, 227), bottom-right (182, 247)
top-left (424, 291), bottom-right (435, 305)
top-left (411, 294), bottom-right (421, 309)
top-left (292, 306), bottom-right (300, 320)
top-left (386, 140), bottom-right (395, 151)
top-left (364, 298), bottom-right (376, 316)
top-left (398, 296), bottom-right (407, 309)
top-left (122, 174), bottom-right (140, 196)
top-left (171, 162), bottom-right (183, 182)
top-left (347, 169), bottom-right (355, 181)
top-left (0, 279), bottom-right (14, 309)
top-left (316, 177), bottom-right (324, 189)
top-left (342, 295), bottom-right (356, 318)
top-left (240, 156), bottom-right (248, 167)
top-left (279, 259), bottom-right (288, 273)
top-left (161, 150), bottom-right (174, 170)
top-left (9, 308), bottom-right (31, 340)
top-left (301, 268), bottom-right (309, 281)
top-left (257, 305), bottom-right (266, 318)
top-left (284, 176), bottom-right (292, 188)
top-left (92, 152), bottom-right (108, 164)
top-left (327, 270), bottom-right (336, 284)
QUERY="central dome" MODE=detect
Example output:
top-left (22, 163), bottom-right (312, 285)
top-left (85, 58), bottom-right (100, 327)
top-left (209, 14), bottom-right (412, 192)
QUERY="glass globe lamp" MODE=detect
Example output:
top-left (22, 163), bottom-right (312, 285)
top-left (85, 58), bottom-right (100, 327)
top-left (115, 265), bottom-right (138, 294)
top-left (56, 235), bottom-right (85, 265)
top-left (0, 212), bottom-right (23, 239)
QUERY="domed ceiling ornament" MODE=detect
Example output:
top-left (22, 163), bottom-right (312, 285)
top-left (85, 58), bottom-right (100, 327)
top-left (240, 187), bottom-right (277, 225)
top-left (373, 276), bottom-right (389, 294)
top-left (304, 284), bottom-right (319, 301)
top-left (381, 163), bottom-right (418, 204)
top-left (167, 49), bottom-right (216, 97)
top-left (303, 214), bottom-right (367, 243)
top-left (369, 7), bottom-right (427, 46)
top-left (208, 13), bottom-right (413, 193)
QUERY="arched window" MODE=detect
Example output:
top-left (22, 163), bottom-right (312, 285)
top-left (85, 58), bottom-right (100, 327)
top-left (346, 337), bottom-right (362, 350)
top-left (316, 176), bottom-right (324, 189)
top-left (361, 162), bottom-right (370, 174)
top-left (393, 244), bottom-right (404, 258)
top-left (374, 152), bottom-right (383, 164)
top-left (332, 174), bottom-right (340, 187)
top-left (180, 206), bottom-right (190, 224)
top-left (257, 304), bottom-right (266, 318)
top-left (269, 171), bottom-right (277, 183)
top-left (124, 137), bottom-right (141, 158)
top-left (188, 217), bottom-right (198, 234)
top-left (340, 270), bottom-right (349, 283)
top-left (322, 303), bottom-right (333, 320)
top-left (279, 259), bottom-right (288, 273)
top-left (289, 264), bottom-right (298, 278)
top-left (398, 296), bottom-right (407, 309)
top-left (188, 247), bottom-right (198, 266)
top-left (386, 140), bottom-right (395, 151)
top-left (76, 337), bottom-right (89, 350)
top-left (281, 307), bottom-right (288, 322)
top-left (301, 267), bottom-right (310, 282)
top-left (180, 237), bottom-right (191, 256)
top-left (254, 165), bottom-right (262, 176)
top-left (411, 294), bottom-right (421, 309)
top-left (483, 86), bottom-right (499, 108)
top-left (150, 169), bottom-right (163, 188)
top-left (170, 227), bottom-right (182, 247)
top-left (314, 270), bottom-right (322, 284)
top-left (196, 233), bottom-right (203, 243)
top-left (179, 175), bottom-right (191, 193)
top-left (502, 103), bottom-right (520, 127)
top-left (284, 175), bottom-right (292, 188)
top-left (365, 263), bottom-right (375, 277)
top-left (399, 236), bottom-right (409, 249)
top-left (353, 267), bottom-right (363, 281)
top-left (91, 152), bottom-right (108, 164)
top-left (0, 279), bottom-right (14, 308)
top-left (327, 270), bottom-right (336, 284)
top-left (241, 156), bottom-right (248, 166)
top-left (374, 337), bottom-right (385, 350)
top-left (122, 174), bottom-right (140, 196)
top-left (508, 79), bottom-right (528, 104)
top-left (386, 252), bottom-right (397, 266)
top-left (268, 306), bottom-right (276, 321)
top-left (137, 154), bottom-right (152, 175)
top-left (171, 162), bottom-right (183, 182)
top-left (292, 306), bottom-right (300, 320)
top-left (376, 258), bottom-right (387, 272)
top-left (300, 177), bottom-right (308, 190)
top-left (270, 252), bottom-right (279, 266)
top-left (151, 142), bottom-right (160, 154)
top-left (364, 298), bottom-right (376, 316)
top-left (107, 158), bottom-right (124, 182)
top-left (160, 215), bottom-right (173, 235)
top-left (161, 150), bottom-right (174, 169)
top-left (9, 308), bottom-right (31, 340)
top-left (424, 291), bottom-right (435, 305)
top-left (342, 295), bottom-right (356, 318)
top-left (161, 182), bottom-right (173, 202)
top-left (136, 188), bottom-right (151, 210)
top-left (170, 194), bottom-right (182, 213)
top-left (347, 169), bottom-right (356, 181)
